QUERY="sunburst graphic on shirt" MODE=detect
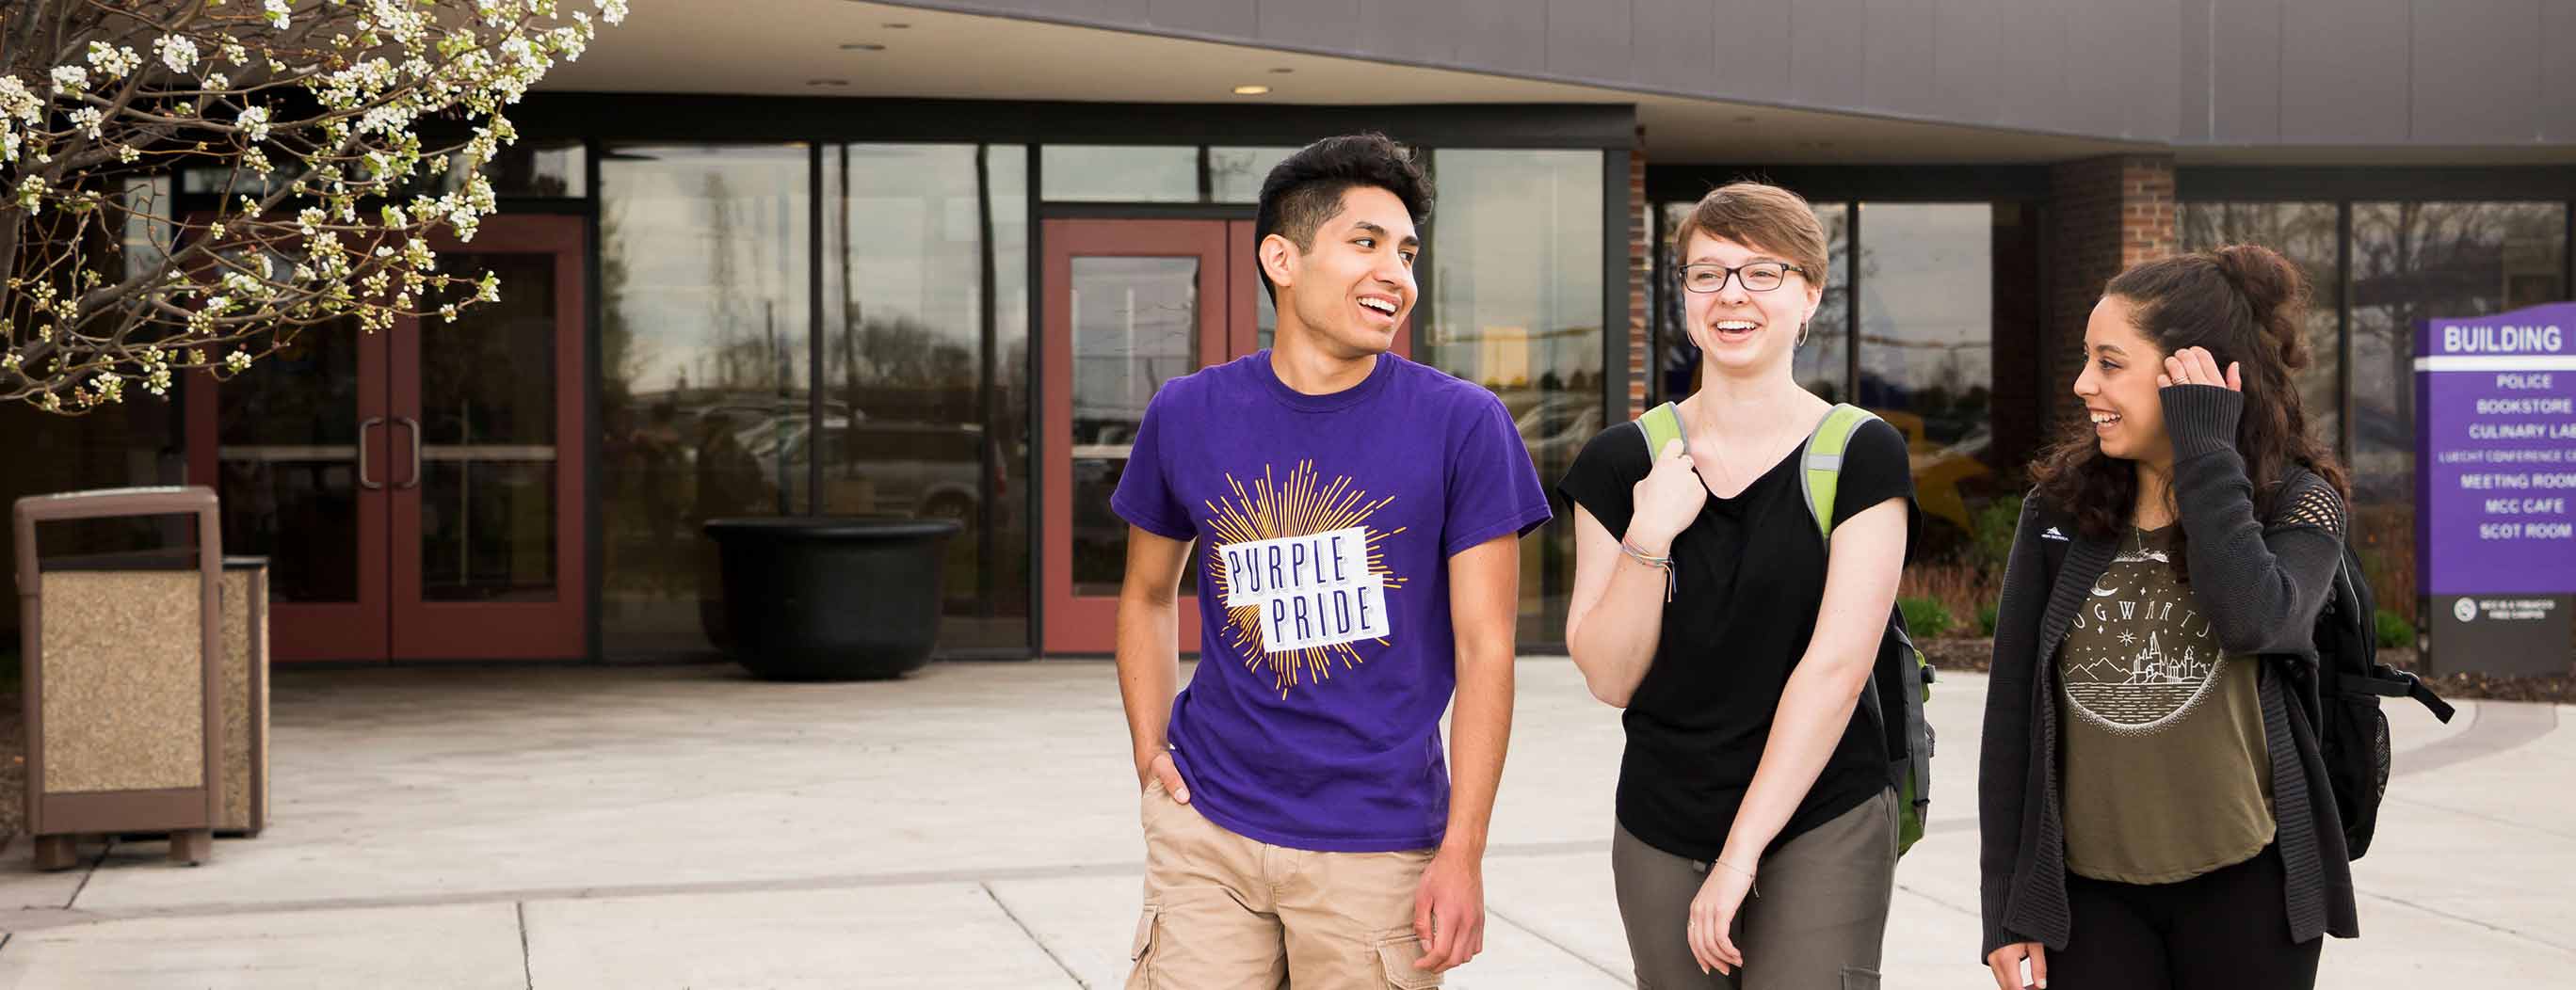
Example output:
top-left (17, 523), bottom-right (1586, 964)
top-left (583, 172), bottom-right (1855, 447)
top-left (1202, 460), bottom-right (1408, 698)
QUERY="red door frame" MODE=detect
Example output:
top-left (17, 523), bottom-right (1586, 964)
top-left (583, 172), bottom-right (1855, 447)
top-left (1038, 218), bottom-right (1409, 656)
top-left (187, 214), bottom-right (587, 662)
top-left (388, 216), bottom-right (588, 660)
top-left (1040, 220), bottom-right (1229, 655)
top-left (185, 310), bottom-right (393, 662)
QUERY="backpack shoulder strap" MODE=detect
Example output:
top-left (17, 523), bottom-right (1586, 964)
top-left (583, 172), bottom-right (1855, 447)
top-left (1632, 401), bottom-right (1685, 459)
top-left (1798, 404), bottom-right (1881, 546)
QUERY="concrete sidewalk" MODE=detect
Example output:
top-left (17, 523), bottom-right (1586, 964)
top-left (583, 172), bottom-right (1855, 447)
top-left (0, 659), bottom-right (2561, 988)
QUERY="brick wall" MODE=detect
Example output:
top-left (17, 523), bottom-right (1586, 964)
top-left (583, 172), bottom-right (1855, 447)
top-left (1626, 126), bottom-right (1650, 419)
top-left (2039, 154), bottom-right (2178, 429)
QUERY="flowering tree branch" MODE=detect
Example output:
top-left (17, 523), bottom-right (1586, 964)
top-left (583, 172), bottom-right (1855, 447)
top-left (0, 0), bottom-right (625, 412)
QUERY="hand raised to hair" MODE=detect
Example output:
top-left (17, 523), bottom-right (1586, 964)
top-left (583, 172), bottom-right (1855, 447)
top-left (2158, 345), bottom-right (2241, 392)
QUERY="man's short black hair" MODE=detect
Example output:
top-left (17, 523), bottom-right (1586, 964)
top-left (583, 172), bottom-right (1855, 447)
top-left (1252, 134), bottom-right (1434, 302)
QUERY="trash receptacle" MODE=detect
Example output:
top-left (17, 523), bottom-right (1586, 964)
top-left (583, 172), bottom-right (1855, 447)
top-left (11, 487), bottom-right (225, 869)
top-left (217, 556), bottom-right (268, 838)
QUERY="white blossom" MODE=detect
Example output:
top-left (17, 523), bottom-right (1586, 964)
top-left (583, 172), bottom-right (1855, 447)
top-left (0, 77), bottom-right (40, 124)
top-left (2, 0), bottom-right (618, 411)
top-left (86, 43), bottom-right (140, 78)
top-left (153, 35), bottom-right (201, 75)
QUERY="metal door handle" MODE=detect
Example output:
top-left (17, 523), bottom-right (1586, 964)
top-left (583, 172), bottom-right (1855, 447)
top-left (357, 417), bottom-right (385, 489)
top-left (394, 416), bottom-right (422, 489)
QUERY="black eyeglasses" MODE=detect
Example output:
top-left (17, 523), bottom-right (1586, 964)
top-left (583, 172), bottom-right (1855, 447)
top-left (1678, 261), bottom-right (1808, 294)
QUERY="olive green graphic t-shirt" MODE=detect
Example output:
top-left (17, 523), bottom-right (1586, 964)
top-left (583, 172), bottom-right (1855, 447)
top-left (2055, 524), bottom-right (2275, 885)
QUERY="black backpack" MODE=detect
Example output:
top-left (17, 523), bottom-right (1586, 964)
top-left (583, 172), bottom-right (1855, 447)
top-left (2309, 539), bottom-right (2455, 860)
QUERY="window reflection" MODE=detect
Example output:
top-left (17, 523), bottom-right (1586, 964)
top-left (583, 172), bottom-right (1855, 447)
top-left (1425, 149), bottom-right (1603, 644)
top-left (1211, 147), bottom-right (1296, 203)
top-left (1040, 146), bottom-right (1198, 202)
top-left (2182, 202), bottom-right (2343, 446)
top-left (821, 144), bottom-right (1032, 648)
top-left (597, 144), bottom-right (813, 658)
top-left (1854, 203), bottom-right (2008, 550)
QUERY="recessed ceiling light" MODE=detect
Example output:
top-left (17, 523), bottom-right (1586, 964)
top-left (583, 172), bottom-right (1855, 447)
top-left (1232, 85), bottom-right (1271, 96)
top-left (808, 78), bottom-right (850, 87)
top-left (840, 42), bottom-right (885, 51)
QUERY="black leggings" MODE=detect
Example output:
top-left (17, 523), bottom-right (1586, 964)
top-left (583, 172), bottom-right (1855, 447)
top-left (2053, 845), bottom-right (2321, 990)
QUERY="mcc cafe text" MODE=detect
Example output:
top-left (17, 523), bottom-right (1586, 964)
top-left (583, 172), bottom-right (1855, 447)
top-left (2418, 300), bottom-right (2576, 675)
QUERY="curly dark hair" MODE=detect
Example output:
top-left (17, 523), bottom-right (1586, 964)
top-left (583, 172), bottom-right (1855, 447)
top-left (2032, 245), bottom-right (2352, 556)
top-left (1252, 133), bottom-right (1432, 304)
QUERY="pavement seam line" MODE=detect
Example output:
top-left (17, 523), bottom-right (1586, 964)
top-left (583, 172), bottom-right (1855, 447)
top-left (1485, 905), bottom-right (1632, 986)
top-left (1893, 882), bottom-right (1978, 918)
top-left (61, 840), bottom-right (110, 911)
top-left (2357, 889), bottom-right (2576, 956)
top-left (980, 881), bottom-right (1089, 988)
top-left (518, 902), bottom-right (534, 990)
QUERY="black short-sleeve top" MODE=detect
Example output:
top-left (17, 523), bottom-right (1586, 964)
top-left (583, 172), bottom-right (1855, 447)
top-left (1554, 410), bottom-right (1917, 862)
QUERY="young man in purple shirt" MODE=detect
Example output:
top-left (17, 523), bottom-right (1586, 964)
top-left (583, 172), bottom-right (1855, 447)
top-left (1112, 134), bottom-right (1551, 987)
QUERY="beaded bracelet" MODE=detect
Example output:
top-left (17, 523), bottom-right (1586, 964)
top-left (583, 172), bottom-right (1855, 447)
top-left (1619, 541), bottom-right (1676, 601)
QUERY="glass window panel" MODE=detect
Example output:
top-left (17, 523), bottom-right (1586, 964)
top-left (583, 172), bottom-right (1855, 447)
top-left (419, 251), bottom-right (559, 602)
top-left (1856, 203), bottom-right (1996, 547)
top-left (819, 143), bottom-right (1030, 649)
top-left (215, 320), bottom-right (365, 603)
top-left (1210, 146), bottom-right (1296, 203)
top-left (597, 144), bottom-right (813, 659)
top-left (2349, 200), bottom-right (2567, 620)
top-left (1041, 145), bottom-right (1198, 202)
top-left (1424, 149), bottom-right (1604, 645)
top-left (2181, 202), bottom-right (2343, 446)
top-left (1069, 256), bottom-right (1204, 599)
top-left (987, 146), bottom-right (1034, 648)
top-left (436, 139), bottom-right (587, 198)
top-left (1654, 200), bottom-right (1850, 403)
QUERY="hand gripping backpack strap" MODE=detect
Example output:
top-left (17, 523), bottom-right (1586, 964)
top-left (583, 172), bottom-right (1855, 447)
top-left (1633, 401), bottom-right (1685, 459)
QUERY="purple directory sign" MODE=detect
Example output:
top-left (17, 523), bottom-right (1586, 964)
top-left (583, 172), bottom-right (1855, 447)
top-left (2416, 300), bottom-right (2576, 676)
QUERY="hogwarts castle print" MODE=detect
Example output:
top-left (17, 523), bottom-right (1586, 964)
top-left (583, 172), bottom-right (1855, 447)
top-left (2060, 530), bottom-right (2234, 735)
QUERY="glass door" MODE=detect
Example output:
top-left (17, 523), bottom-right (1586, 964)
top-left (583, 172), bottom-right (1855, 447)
top-left (387, 216), bottom-right (588, 659)
top-left (189, 214), bottom-right (588, 661)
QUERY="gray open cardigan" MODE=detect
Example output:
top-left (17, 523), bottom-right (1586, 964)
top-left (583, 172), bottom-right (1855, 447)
top-left (1977, 384), bottom-right (2358, 960)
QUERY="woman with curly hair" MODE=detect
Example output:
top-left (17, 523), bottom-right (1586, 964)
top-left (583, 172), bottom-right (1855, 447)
top-left (1980, 245), bottom-right (2354, 990)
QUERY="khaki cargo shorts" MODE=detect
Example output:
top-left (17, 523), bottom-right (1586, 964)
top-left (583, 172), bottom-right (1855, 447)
top-left (1126, 779), bottom-right (1441, 989)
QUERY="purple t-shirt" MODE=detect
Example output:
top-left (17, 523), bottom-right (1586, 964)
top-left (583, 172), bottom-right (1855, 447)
top-left (1112, 351), bottom-right (1552, 853)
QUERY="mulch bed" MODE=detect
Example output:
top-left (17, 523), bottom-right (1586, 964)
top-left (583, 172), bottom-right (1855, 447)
top-left (1919, 637), bottom-right (2576, 705)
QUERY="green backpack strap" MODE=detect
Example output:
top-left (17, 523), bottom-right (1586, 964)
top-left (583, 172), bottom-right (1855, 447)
top-left (1796, 404), bottom-right (1878, 546)
top-left (1633, 401), bottom-right (1685, 459)
top-left (1792, 403), bottom-right (1937, 857)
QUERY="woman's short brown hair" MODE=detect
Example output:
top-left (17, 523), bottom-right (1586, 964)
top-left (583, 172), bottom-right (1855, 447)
top-left (1668, 182), bottom-right (1830, 290)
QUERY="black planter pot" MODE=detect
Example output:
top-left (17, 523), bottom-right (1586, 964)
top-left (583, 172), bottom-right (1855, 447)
top-left (700, 516), bottom-right (960, 680)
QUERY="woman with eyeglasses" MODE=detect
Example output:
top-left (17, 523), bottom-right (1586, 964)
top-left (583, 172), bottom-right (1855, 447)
top-left (1555, 182), bottom-right (1915, 988)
